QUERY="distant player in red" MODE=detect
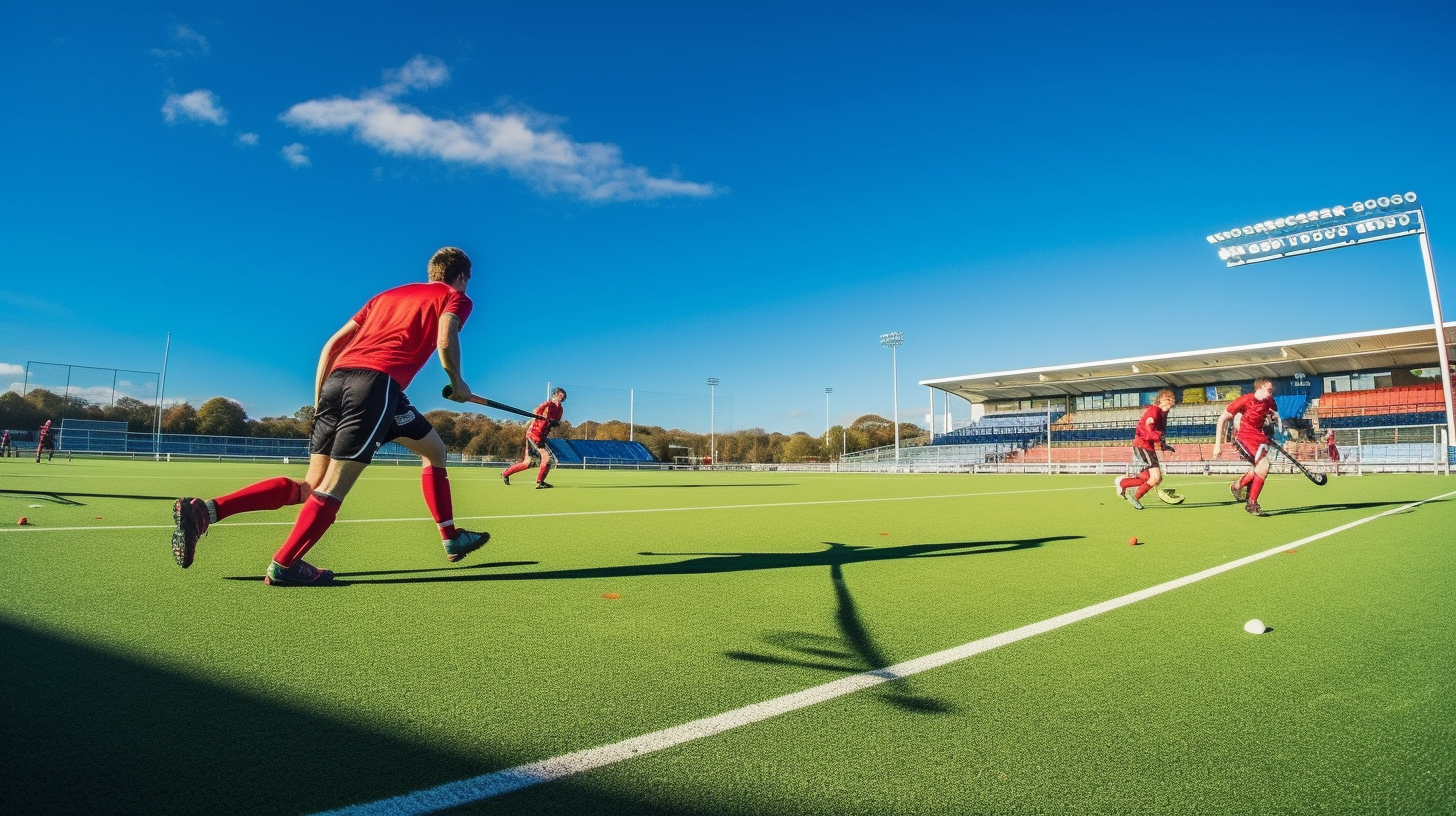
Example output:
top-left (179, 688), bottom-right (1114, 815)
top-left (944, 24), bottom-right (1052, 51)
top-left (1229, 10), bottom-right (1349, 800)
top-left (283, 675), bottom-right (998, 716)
top-left (170, 247), bottom-right (490, 585)
top-left (1114, 388), bottom-right (1176, 510)
top-left (502, 388), bottom-right (567, 488)
top-left (1213, 378), bottom-right (1279, 517)
top-left (1325, 427), bottom-right (1340, 475)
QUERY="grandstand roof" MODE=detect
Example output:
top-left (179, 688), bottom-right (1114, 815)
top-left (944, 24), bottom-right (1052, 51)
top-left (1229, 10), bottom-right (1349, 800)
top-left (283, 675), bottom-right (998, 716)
top-left (922, 322), bottom-right (1456, 403)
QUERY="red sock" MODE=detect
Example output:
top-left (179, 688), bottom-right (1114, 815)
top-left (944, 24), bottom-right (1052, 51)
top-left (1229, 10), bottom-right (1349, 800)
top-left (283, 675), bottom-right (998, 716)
top-left (1134, 483), bottom-right (1153, 500)
top-left (1119, 474), bottom-right (1146, 490)
top-left (272, 492), bottom-right (341, 568)
top-left (421, 465), bottom-right (456, 540)
top-left (537, 461), bottom-right (552, 483)
top-left (503, 461), bottom-right (531, 478)
top-left (212, 477), bottom-right (303, 521)
top-left (1237, 471), bottom-right (1254, 489)
top-left (1249, 476), bottom-right (1265, 503)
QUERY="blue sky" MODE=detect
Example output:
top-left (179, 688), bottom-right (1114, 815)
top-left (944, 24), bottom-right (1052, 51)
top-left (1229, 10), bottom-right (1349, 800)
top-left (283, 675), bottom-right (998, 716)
top-left (3, 1), bottom-right (1454, 434)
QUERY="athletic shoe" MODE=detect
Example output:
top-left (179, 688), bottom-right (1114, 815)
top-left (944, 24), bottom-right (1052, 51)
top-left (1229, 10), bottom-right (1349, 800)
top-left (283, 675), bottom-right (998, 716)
top-left (444, 529), bottom-right (490, 563)
top-left (264, 559), bottom-right (334, 586)
top-left (536, 481), bottom-right (554, 489)
top-left (1229, 481), bottom-right (1248, 502)
top-left (1245, 500), bottom-right (1267, 517)
top-left (1127, 493), bottom-right (1144, 511)
top-left (501, 471), bottom-right (510, 486)
top-left (171, 497), bottom-right (210, 568)
top-left (1112, 477), bottom-right (1126, 499)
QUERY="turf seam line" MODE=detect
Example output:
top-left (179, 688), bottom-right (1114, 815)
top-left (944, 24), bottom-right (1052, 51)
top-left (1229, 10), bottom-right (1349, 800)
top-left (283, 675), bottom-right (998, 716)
top-left (310, 488), bottom-right (1456, 816)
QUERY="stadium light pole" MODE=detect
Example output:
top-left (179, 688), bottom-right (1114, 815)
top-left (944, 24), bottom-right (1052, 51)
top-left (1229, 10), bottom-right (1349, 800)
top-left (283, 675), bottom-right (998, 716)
top-left (1206, 191), bottom-right (1455, 449)
top-left (707, 377), bottom-right (719, 464)
top-left (824, 387), bottom-right (833, 448)
top-left (880, 332), bottom-right (903, 461)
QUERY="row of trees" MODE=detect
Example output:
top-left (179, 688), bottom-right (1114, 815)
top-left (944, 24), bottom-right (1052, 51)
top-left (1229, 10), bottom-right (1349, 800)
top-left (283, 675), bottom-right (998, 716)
top-left (1, 388), bottom-right (924, 463)
top-left (0, 389), bottom-right (313, 440)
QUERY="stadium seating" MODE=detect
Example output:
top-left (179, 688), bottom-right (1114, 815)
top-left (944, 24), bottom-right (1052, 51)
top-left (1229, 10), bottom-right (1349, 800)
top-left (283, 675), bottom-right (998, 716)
top-left (1316, 384), bottom-right (1447, 429)
top-left (545, 438), bottom-right (657, 465)
top-left (932, 411), bottom-right (1062, 447)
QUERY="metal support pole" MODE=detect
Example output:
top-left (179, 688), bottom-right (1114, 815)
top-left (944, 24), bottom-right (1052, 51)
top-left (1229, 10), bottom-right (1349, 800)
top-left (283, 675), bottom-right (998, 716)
top-left (1416, 222), bottom-right (1456, 454)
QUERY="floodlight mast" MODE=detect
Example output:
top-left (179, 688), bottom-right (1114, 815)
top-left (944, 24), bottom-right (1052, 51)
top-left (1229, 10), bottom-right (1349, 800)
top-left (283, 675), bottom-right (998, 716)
top-left (824, 387), bottom-right (833, 450)
top-left (706, 377), bottom-right (719, 464)
top-left (1206, 192), bottom-right (1455, 448)
top-left (880, 332), bottom-right (904, 461)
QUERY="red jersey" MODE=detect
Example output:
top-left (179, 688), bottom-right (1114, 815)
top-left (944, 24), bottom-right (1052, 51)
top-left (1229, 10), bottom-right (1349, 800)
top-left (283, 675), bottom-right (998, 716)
top-left (331, 282), bottom-right (472, 389)
top-left (1133, 404), bottom-right (1167, 451)
top-left (1226, 393), bottom-right (1277, 442)
top-left (527, 400), bottom-right (564, 442)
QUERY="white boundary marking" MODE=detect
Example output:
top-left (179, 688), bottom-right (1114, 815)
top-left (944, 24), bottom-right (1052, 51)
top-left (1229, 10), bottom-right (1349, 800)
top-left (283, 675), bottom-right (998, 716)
top-left (312, 489), bottom-right (1456, 816)
top-left (0, 483), bottom-right (1112, 535)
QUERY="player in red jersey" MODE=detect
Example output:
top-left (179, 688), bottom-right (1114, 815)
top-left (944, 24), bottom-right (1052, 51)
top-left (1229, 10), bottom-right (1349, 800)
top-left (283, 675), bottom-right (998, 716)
top-left (1213, 378), bottom-right (1279, 517)
top-left (502, 388), bottom-right (567, 488)
top-left (1114, 388), bottom-right (1176, 510)
top-left (170, 247), bottom-right (491, 585)
top-left (1325, 427), bottom-right (1341, 475)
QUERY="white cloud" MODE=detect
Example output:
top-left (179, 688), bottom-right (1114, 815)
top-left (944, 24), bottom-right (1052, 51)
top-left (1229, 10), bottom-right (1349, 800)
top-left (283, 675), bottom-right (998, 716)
top-left (281, 55), bottom-right (719, 202)
top-left (237, 132), bottom-right (260, 147)
top-left (172, 24), bottom-right (210, 55)
top-left (0, 363), bottom-right (25, 379)
top-left (163, 89), bottom-right (227, 126)
top-left (281, 143), bottom-right (310, 167)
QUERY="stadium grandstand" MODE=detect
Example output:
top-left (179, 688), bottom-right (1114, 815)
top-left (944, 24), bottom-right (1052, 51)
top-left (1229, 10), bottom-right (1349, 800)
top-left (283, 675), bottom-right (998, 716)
top-left (846, 323), bottom-right (1456, 475)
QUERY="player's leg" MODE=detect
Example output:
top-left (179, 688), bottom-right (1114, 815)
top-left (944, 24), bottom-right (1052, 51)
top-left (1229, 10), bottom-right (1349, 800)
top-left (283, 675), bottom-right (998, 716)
top-left (1244, 441), bottom-right (1271, 515)
top-left (170, 380), bottom-right (340, 570)
top-left (389, 411), bottom-right (490, 562)
top-left (534, 438), bottom-right (555, 488)
top-left (266, 457), bottom-right (365, 584)
top-left (265, 369), bottom-right (390, 585)
top-left (1133, 466), bottom-right (1161, 504)
top-left (502, 438), bottom-right (534, 482)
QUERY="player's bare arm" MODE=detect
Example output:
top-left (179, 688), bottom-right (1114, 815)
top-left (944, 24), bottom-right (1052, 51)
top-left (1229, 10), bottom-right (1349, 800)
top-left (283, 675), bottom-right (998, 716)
top-left (437, 312), bottom-right (471, 403)
top-left (1212, 410), bottom-right (1233, 457)
top-left (315, 320), bottom-right (361, 404)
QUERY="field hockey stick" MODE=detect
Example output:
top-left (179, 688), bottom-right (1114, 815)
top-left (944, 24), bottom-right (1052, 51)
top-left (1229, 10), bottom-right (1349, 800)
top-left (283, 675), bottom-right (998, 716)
top-left (440, 385), bottom-right (548, 421)
top-left (1265, 437), bottom-right (1328, 486)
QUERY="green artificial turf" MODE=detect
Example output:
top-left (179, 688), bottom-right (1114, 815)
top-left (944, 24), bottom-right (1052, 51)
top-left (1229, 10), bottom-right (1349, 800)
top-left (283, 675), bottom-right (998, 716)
top-left (2, 459), bottom-right (1452, 815)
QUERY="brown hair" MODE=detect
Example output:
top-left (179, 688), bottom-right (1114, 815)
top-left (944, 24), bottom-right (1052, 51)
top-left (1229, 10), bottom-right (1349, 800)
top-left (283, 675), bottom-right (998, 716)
top-left (1253, 378), bottom-right (1273, 391)
top-left (427, 247), bottom-right (472, 284)
top-left (1156, 388), bottom-right (1175, 403)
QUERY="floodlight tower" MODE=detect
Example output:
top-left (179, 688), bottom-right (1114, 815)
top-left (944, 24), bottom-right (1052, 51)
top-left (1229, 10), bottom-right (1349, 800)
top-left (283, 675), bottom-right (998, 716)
top-left (880, 332), bottom-right (904, 461)
top-left (707, 377), bottom-right (720, 463)
top-left (1205, 191), bottom-right (1455, 450)
top-left (824, 387), bottom-right (833, 452)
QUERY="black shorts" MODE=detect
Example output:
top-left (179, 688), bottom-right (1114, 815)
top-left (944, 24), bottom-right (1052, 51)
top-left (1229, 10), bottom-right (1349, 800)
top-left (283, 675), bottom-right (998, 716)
top-left (1132, 447), bottom-right (1160, 471)
top-left (311, 369), bottom-right (433, 464)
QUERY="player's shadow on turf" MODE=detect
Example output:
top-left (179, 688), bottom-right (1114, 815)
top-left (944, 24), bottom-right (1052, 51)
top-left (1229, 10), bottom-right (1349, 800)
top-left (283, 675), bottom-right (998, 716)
top-left (0, 489), bottom-right (176, 506)
top-left (1261, 500), bottom-right (1431, 517)
top-left (220, 561), bottom-right (537, 583)
top-left (347, 536), bottom-right (1080, 584)
top-left (726, 560), bottom-right (954, 714)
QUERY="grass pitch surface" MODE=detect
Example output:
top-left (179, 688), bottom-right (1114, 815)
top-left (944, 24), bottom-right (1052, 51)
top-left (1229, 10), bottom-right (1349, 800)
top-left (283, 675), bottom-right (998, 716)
top-left (2, 459), bottom-right (1453, 815)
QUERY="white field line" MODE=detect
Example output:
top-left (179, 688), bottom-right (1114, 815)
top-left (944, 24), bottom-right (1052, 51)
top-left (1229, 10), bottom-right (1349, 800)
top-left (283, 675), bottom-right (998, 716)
top-left (0, 482), bottom-right (1118, 535)
top-left (312, 489), bottom-right (1456, 816)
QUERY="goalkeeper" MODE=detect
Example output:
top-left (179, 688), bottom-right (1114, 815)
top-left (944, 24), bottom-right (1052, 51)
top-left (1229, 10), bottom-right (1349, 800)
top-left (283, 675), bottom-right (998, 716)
top-left (1114, 388), bottom-right (1177, 510)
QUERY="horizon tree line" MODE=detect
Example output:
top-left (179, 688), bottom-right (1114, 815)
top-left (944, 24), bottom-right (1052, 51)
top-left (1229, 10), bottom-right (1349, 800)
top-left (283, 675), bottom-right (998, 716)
top-left (0, 388), bottom-right (925, 463)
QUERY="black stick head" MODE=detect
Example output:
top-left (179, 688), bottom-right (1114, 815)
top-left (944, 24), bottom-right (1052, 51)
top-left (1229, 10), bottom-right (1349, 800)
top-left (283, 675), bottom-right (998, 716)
top-left (1312, 473), bottom-right (1329, 486)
